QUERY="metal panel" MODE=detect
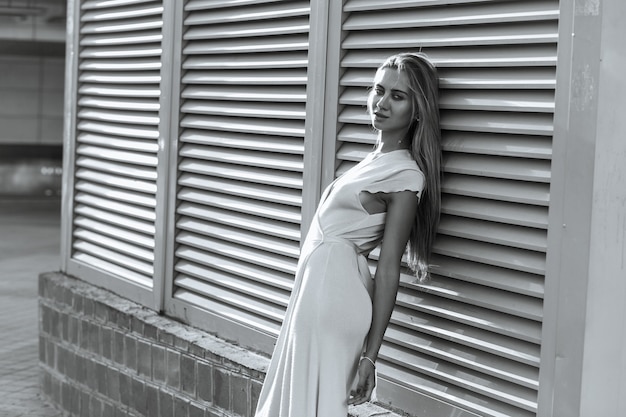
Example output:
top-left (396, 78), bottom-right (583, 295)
top-left (168, 0), bottom-right (309, 344)
top-left (333, 0), bottom-right (558, 415)
top-left (67, 0), bottom-right (164, 292)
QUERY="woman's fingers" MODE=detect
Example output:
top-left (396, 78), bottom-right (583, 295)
top-left (348, 388), bottom-right (361, 405)
top-left (362, 383), bottom-right (374, 403)
top-left (349, 380), bottom-right (368, 405)
top-left (349, 391), bottom-right (367, 406)
top-left (348, 374), bottom-right (375, 405)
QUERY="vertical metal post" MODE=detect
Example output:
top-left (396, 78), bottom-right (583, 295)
top-left (539, 1), bottom-right (626, 415)
top-left (60, 0), bottom-right (80, 272)
top-left (160, 0), bottom-right (184, 314)
top-left (301, 0), bottom-right (344, 238)
top-left (152, 0), bottom-right (180, 312)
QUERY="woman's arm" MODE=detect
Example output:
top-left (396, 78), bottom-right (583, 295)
top-left (349, 190), bottom-right (418, 406)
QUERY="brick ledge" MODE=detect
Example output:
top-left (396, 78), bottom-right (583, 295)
top-left (39, 271), bottom-right (403, 417)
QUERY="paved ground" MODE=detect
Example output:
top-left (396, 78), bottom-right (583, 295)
top-left (0, 199), bottom-right (63, 417)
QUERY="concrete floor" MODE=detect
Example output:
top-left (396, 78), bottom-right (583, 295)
top-left (0, 199), bottom-right (63, 417)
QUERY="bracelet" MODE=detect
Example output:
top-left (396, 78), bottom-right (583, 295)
top-left (360, 356), bottom-right (376, 368)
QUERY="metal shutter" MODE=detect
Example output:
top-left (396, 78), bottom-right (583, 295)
top-left (337, 1), bottom-right (558, 416)
top-left (68, 0), bottom-right (163, 293)
top-left (169, 0), bottom-right (309, 347)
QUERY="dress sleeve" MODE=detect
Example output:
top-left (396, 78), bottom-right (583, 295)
top-left (362, 167), bottom-right (425, 198)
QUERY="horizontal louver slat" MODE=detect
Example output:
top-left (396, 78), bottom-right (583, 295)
top-left (441, 195), bottom-right (549, 229)
top-left (74, 204), bottom-right (155, 235)
top-left (384, 326), bottom-right (539, 388)
top-left (442, 131), bottom-right (552, 159)
top-left (179, 143), bottom-right (304, 173)
top-left (175, 274), bottom-right (287, 322)
top-left (378, 350), bottom-right (537, 416)
top-left (174, 290), bottom-right (280, 336)
top-left (430, 254), bottom-right (544, 298)
top-left (179, 159), bottom-right (302, 189)
top-left (443, 174), bottom-right (549, 206)
top-left (342, 45), bottom-right (557, 68)
top-left (176, 232), bottom-right (297, 276)
top-left (183, 52), bottom-right (308, 69)
top-left (175, 248), bottom-right (293, 292)
top-left (437, 215), bottom-right (547, 252)
top-left (380, 345), bottom-right (537, 411)
top-left (73, 239), bottom-right (153, 276)
top-left (181, 129), bottom-right (304, 154)
top-left (178, 174), bottom-right (301, 207)
top-left (182, 84), bottom-right (306, 102)
top-left (78, 95), bottom-right (160, 111)
top-left (78, 120), bottom-right (159, 139)
top-left (181, 99), bottom-right (306, 120)
top-left (390, 307), bottom-right (540, 366)
top-left (404, 277), bottom-right (543, 321)
top-left (395, 290), bottom-right (541, 343)
top-left (73, 253), bottom-right (153, 288)
top-left (182, 69), bottom-right (307, 84)
top-left (175, 264), bottom-right (289, 308)
top-left (180, 114), bottom-right (305, 137)
top-left (74, 229), bottom-right (153, 262)
top-left (379, 362), bottom-right (535, 417)
top-left (178, 188), bottom-right (301, 224)
top-left (343, 67), bottom-right (557, 90)
top-left (79, 83), bottom-right (160, 97)
top-left (344, 0), bottom-right (556, 21)
top-left (75, 193), bottom-right (155, 221)
top-left (177, 217), bottom-right (299, 259)
top-left (433, 235), bottom-right (545, 275)
top-left (75, 168), bottom-right (156, 194)
top-left (177, 202), bottom-right (300, 242)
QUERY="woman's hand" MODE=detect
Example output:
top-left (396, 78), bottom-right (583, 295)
top-left (348, 358), bottom-right (376, 406)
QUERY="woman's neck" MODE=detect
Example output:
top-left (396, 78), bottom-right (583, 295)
top-left (375, 134), bottom-right (411, 154)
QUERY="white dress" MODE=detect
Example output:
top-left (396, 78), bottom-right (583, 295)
top-left (255, 149), bottom-right (424, 417)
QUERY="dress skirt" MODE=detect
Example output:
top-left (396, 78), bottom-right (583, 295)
top-left (254, 221), bottom-right (374, 417)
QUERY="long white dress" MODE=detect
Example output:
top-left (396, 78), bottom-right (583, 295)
top-left (255, 149), bottom-right (424, 417)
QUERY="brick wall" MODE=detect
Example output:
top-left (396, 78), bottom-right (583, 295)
top-left (38, 272), bottom-right (267, 417)
top-left (39, 271), bottom-right (403, 417)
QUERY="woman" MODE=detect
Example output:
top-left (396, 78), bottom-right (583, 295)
top-left (255, 52), bottom-right (442, 416)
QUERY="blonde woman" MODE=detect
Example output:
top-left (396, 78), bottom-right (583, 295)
top-left (255, 52), bottom-right (442, 417)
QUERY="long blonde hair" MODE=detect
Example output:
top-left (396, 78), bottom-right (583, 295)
top-left (378, 52), bottom-right (442, 280)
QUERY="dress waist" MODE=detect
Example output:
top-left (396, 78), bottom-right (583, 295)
top-left (313, 236), bottom-right (373, 285)
top-left (306, 217), bottom-right (373, 277)
top-left (315, 235), bottom-right (359, 252)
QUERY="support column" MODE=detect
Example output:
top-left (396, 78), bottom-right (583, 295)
top-left (540, 0), bottom-right (626, 415)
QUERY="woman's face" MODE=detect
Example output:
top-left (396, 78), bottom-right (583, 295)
top-left (367, 67), bottom-right (414, 138)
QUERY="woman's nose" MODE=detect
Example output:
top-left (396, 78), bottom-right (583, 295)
top-left (376, 94), bottom-right (389, 110)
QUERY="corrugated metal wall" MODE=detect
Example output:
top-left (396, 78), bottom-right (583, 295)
top-left (63, 1), bottom-right (559, 415)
